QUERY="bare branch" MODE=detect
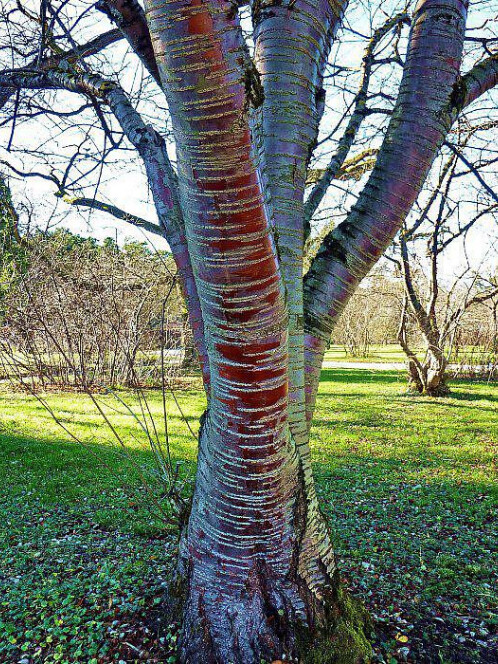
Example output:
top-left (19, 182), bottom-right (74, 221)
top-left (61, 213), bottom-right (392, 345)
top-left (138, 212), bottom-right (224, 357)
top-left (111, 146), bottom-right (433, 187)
top-left (438, 203), bottom-right (498, 252)
top-left (0, 28), bottom-right (123, 112)
top-left (445, 140), bottom-right (498, 204)
top-left (55, 191), bottom-right (164, 238)
top-left (304, 12), bottom-right (410, 225)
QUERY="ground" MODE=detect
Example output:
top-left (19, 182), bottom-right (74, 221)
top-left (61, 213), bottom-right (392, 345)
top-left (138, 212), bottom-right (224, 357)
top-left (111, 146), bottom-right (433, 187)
top-left (0, 369), bottom-right (496, 663)
top-left (324, 344), bottom-right (414, 364)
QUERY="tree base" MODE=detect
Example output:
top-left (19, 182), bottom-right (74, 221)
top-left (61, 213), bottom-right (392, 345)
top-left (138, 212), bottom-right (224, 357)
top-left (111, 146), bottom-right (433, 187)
top-left (299, 584), bottom-right (372, 664)
top-left (164, 564), bottom-right (372, 664)
top-left (407, 380), bottom-right (450, 397)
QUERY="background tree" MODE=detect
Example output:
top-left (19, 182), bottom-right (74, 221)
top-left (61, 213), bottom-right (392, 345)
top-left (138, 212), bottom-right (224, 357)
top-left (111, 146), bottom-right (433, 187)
top-left (1, 228), bottom-right (187, 388)
top-left (391, 124), bottom-right (498, 395)
top-left (0, 174), bottom-right (26, 313)
top-left (1, 0), bottom-right (497, 661)
top-left (332, 269), bottom-right (403, 356)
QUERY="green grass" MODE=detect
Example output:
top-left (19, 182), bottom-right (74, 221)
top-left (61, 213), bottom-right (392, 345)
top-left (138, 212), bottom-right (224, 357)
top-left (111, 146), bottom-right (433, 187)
top-left (0, 372), bottom-right (497, 663)
top-left (324, 343), bottom-right (494, 365)
top-left (324, 344), bottom-right (416, 363)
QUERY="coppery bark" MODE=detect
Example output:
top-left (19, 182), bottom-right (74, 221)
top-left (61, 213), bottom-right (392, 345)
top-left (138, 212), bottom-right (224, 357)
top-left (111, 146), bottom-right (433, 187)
top-left (1, 0), bottom-right (498, 660)
top-left (303, 0), bottom-right (469, 422)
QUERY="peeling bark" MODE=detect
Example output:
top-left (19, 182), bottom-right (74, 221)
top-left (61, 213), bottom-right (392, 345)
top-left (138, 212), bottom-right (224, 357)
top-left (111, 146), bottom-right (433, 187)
top-left (144, 0), bottom-right (326, 659)
top-left (252, 0), bottom-right (347, 601)
top-left (5, 0), bottom-right (498, 659)
top-left (143, 0), bottom-right (358, 659)
top-left (252, 0), bottom-right (345, 442)
top-left (303, 0), bottom-right (469, 422)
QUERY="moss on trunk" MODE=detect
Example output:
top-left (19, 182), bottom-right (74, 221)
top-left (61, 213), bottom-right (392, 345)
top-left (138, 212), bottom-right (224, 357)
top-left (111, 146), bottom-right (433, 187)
top-left (299, 581), bottom-right (372, 664)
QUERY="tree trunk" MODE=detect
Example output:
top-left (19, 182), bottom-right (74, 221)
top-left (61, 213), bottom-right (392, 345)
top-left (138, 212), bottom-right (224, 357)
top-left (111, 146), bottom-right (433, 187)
top-left (400, 314), bottom-right (449, 397)
top-left (176, 414), bottom-right (370, 664)
top-left (180, 312), bottom-right (198, 371)
top-left (3, 0), bottom-right (498, 659)
top-left (142, 3), bottom-right (369, 660)
top-left (408, 345), bottom-right (449, 396)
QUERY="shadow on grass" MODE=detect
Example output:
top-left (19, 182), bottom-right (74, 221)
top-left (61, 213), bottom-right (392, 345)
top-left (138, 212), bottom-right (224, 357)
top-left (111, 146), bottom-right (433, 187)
top-left (0, 427), bottom-right (195, 535)
top-left (443, 387), bottom-right (498, 402)
top-left (2, 409), bottom-right (497, 663)
top-left (320, 367), bottom-right (498, 393)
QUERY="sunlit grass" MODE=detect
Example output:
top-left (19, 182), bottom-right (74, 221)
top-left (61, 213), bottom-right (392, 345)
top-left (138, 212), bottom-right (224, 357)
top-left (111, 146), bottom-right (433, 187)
top-left (0, 370), bottom-right (496, 662)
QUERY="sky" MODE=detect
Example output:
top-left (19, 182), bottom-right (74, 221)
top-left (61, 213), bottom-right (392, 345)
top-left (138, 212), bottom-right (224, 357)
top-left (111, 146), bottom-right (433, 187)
top-left (1, 0), bottom-right (497, 282)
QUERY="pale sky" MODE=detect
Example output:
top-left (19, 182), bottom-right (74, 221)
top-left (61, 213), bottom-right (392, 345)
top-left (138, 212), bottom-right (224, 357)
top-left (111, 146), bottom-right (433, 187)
top-left (1, 0), bottom-right (497, 283)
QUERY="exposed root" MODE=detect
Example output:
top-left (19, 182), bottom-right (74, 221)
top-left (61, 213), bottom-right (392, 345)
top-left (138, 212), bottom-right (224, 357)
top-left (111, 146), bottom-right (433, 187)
top-left (173, 551), bottom-right (371, 664)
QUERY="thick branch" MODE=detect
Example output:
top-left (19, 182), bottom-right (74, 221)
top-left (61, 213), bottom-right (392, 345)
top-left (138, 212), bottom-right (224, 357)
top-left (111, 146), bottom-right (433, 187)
top-left (252, 0), bottom-right (347, 429)
top-left (0, 29), bottom-right (123, 112)
top-left (304, 12), bottom-right (409, 224)
top-left (251, 0), bottom-right (346, 439)
top-left (97, 0), bottom-right (162, 86)
top-left (0, 69), bottom-right (118, 97)
top-left (457, 53), bottom-right (498, 111)
top-left (43, 29), bottom-right (124, 67)
top-left (303, 0), bottom-right (469, 422)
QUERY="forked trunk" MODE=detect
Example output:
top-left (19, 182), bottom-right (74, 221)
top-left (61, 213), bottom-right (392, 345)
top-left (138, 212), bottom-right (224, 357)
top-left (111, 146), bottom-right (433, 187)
top-left (138, 0), bottom-right (470, 659)
top-left (408, 346), bottom-right (449, 396)
top-left (142, 2), bottom-right (369, 660)
top-left (2, 0), bottom-right (496, 658)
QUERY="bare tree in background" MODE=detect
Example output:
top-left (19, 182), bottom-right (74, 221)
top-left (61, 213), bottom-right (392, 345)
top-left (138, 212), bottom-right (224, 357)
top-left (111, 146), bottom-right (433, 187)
top-left (452, 287), bottom-right (498, 376)
top-left (392, 124), bottom-right (498, 395)
top-left (1, 230), bottom-right (187, 388)
top-left (1, 0), bottom-right (497, 660)
top-left (333, 269), bottom-right (403, 355)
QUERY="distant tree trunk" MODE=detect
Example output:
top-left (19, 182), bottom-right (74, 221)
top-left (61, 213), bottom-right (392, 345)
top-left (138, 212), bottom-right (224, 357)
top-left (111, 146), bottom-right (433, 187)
top-left (399, 307), bottom-right (449, 396)
top-left (180, 311), bottom-right (198, 371)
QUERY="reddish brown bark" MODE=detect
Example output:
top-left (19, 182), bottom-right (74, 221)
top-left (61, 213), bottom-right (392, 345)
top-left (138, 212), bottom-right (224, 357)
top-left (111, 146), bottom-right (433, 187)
top-left (303, 0), bottom-right (469, 422)
top-left (2, 0), bottom-right (498, 660)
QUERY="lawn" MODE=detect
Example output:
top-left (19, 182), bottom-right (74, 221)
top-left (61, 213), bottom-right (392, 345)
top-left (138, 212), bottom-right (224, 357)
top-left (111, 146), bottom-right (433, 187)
top-left (323, 343), bottom-right (492, 365)
top-left (0, 371), bottom-right (496, 663)
top-left (324, 344), bottom-right (419, 364)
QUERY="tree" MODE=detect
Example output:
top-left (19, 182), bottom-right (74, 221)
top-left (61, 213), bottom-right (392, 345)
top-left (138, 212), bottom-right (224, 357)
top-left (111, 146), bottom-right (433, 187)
top-left (2, 229), bottom-right (184, 389)
top-left (1, 0), bottom-right (497, 661)
top-left (392, 129), bottom-right (498, 395)
top-left (332, 269), bottom-right (403, 355)
top-left (0, 174), bottom-right (26, 315)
